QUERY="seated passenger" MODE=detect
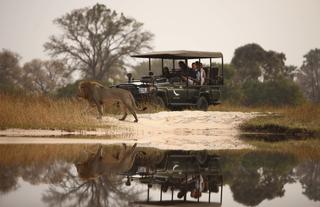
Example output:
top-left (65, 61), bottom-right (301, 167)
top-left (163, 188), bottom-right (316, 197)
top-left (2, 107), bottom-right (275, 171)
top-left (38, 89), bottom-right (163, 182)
top-left (178, 61), bottom-right (189, 76)
top-left (178, 61), bottom-right (198, 85)
top-left (190, 62), bottom-right (197, 79)
top-left (196, 62), bottom-right (206, 85)
top-left (163, 67), bottom-right (171, 79)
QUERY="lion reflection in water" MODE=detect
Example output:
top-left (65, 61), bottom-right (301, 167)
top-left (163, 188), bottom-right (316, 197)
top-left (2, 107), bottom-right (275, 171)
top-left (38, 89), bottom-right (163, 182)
top-left (75, 143), bottom-right (145, 180)
top-left (43, 144), bottom-right (143, 207)
top-left (77, 80), bottom-right (146, 122)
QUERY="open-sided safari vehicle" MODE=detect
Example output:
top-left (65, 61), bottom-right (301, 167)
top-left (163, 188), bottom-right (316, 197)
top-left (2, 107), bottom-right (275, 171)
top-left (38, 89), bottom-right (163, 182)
top-left (122, 151), bottom-right (223, 206)
top-left (115, 50), bottom-right (224, 111)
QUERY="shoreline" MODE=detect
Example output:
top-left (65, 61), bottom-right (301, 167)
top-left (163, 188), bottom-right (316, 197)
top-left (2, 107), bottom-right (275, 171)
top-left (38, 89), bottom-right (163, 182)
top-left (0, 111), bottom-right (257, 150)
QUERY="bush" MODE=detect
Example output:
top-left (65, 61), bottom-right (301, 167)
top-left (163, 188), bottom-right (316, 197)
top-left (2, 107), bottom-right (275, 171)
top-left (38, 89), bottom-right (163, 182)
top-left (247, 79), bottom-right (303, 106)
top-left (55, 81), bottom-right (79, 98)
top-left (224, 78), bottom-right (305, 106)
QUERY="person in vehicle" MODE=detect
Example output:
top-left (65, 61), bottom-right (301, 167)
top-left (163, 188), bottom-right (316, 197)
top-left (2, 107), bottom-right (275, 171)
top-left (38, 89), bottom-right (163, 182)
top-left (178, 61), bottom-right (189, 76)
top-left (196, 62), bottom-right (206, 85)
top-left (163, 67), bottom-right (172, 79)
top-left (191, 62), bottom-right (198, 79)
top-left (178, 61), bottom-right (199, 85)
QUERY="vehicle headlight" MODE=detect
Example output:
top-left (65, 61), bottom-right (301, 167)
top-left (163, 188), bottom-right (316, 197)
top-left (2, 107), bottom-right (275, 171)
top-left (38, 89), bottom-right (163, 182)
top-left (138, 87), bottom-right (148, 93)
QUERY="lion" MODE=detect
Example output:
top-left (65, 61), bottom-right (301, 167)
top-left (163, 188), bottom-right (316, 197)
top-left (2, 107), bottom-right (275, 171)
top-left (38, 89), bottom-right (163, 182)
top-left (75, 143), bottom-right (146, 180)
top-left (77, 80), bottom-right (146, 122)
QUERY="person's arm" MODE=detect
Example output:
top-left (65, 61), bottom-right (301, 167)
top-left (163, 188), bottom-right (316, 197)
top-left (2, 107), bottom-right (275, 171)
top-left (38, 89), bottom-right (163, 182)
top-left (200, 69), bottom-right (206, 85)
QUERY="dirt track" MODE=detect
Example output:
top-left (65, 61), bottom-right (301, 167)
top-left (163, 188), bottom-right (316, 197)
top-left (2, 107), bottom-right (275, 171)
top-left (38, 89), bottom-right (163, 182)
top-left (0, 111), bottom-right (257, 150)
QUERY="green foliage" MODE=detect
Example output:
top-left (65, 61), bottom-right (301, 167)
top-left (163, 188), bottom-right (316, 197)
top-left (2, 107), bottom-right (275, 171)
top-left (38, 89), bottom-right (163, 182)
top-left (297, 48), bottom-right (320, 102)
top-left (55, 81), bottom-right (79, 98)
top-left (0, 49), bottom-right (22, 91)
top-left (241, 78), bottom-right (304, 106)
top-left (223, 78), bottom-right (304, 106)
top-left (224, 43), bottom-right (304, 106)
top-left (221, 64), bottom-right (243, 103)
top-left (231, 43), bottom-right (264, 82)
top-left (231, 43), bottom-right (289, 83)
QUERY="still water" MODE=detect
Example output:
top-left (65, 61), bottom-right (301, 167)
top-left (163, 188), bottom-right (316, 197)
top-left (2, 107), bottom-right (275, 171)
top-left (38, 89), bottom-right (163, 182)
top-left (0, 144), bottom-right (319, 207)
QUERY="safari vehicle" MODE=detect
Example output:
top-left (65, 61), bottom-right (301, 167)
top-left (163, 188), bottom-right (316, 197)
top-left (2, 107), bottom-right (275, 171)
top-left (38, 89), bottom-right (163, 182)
top-left (115, 50), bottom-right (224, 111)
top-left (122, 151), bottom-right (223, 205)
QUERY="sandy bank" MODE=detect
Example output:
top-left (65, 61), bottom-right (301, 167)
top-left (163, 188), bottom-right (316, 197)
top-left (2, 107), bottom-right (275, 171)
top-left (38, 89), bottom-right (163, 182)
top-left (0, 111), bottom-right (257, 150)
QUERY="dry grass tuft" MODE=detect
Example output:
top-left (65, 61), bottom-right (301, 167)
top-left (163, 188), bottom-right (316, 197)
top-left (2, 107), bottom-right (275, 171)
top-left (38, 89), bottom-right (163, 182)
top-left (0, 92), bottom-right (102, 130)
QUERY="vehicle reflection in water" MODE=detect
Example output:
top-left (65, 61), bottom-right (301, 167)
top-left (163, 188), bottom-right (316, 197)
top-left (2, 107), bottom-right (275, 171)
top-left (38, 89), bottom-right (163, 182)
top-left (0, 144), bottom-right (320, 207)
top-left (123, 150), bottom-right (223, 206)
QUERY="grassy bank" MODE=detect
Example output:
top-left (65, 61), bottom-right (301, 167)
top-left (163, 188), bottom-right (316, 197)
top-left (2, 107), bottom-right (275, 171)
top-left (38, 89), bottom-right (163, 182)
top-left (0, 92), bottom-right (102, 130)
top-left (240, 103), bottom-right (320, 138)
top-left (248, 139), bottom-right (320, 160)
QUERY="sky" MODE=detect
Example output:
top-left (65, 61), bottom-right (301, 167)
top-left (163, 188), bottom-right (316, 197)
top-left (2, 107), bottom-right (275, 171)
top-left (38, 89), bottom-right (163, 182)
top-left (0, 0), bottom-right (319, 67)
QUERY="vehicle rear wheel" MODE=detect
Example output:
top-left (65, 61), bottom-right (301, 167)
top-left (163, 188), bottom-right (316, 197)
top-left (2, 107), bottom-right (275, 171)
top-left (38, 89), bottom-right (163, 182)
top-left (196, 96), bottom-right (208, 111)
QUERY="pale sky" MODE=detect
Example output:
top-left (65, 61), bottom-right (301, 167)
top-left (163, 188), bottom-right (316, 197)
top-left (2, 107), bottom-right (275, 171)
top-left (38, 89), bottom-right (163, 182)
top-left (0, 0), bottom-right (319, 66)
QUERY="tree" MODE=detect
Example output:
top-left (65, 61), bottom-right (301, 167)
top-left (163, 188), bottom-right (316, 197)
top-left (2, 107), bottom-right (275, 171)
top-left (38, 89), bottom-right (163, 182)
top-left (231, 43), bottom-right (265, 82)
top-left (0, 49), bottom-right (22, 91)
top-left (130, 60), bottom-right (163, 80)
top-left (297, 49), bottom-right (320, 102)
top-left (263, 50), bottom-right (286, 81)
top-left (231, 43), bottom-right (289, 82)
top-left (44, 3), bottom-right (153, 81)
top-left (283, 65), bottom-right (297, 80)
top-left (21, 59), bottom-right (69, 94)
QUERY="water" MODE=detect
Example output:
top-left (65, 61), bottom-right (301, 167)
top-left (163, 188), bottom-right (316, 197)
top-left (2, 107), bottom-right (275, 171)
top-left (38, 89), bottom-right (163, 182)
top-left (0, 144), bottom-right (319, 207)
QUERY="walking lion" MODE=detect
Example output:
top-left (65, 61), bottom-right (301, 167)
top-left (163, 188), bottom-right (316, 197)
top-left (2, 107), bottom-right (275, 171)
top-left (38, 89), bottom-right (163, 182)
top-left (77, 80), bottom-right (146, 122)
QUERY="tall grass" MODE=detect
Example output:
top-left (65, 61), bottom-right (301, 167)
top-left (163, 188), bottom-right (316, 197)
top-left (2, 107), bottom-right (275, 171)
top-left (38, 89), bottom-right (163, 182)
top-left (280, 103), bottom-right (320, 130)
top-left (248, 139), bottom-right (320, 160)
top-left (0, 92), bottom-right (101, 130)
top-left (241, 103), bottom-right (320, 134)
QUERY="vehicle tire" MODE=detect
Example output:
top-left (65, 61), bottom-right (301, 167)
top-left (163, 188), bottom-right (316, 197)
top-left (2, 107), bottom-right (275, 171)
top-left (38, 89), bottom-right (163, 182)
top-left (196, 96), bottom-right (208, 111)
top-left (153, 96), bottom-right (166, 108)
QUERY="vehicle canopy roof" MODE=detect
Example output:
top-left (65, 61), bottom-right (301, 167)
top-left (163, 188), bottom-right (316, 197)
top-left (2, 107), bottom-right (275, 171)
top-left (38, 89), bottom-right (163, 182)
top-left (131, 50), bottom-right (223, 59)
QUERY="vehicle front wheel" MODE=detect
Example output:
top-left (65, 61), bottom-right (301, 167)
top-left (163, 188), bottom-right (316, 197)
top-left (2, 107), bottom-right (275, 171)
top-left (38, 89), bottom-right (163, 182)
top-left (152, 96), bottom-right (166, 109)
top-left (196, 96), bottom-right (208, 111)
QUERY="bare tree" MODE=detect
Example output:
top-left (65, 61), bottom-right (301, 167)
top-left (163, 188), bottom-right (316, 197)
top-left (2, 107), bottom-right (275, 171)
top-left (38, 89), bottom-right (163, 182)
top-left (21, 59), bottom-right (69, 94)
top-left (44, 3), bottom-right (153, 81)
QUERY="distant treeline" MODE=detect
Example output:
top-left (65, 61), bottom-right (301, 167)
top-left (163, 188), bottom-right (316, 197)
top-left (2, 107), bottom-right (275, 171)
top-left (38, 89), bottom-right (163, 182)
top-left (0, 3), bottom-right (320, 106)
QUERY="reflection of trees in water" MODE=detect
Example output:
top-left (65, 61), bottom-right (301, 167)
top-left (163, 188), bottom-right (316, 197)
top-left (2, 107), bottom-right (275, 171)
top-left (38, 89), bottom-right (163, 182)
top-left (0, 161), bottom-right (70, 195)
top-left (296, 160), bottom-right (320, 201)
top-left (0, 159), bottom-right (139, 206)
top-left (225, 152), bottom-right (297, 206)
top-left (0, 164), bottom-right (20, 195)
top-left (2, 147), bottom-right (320, 206)
top-left (42, 172), bottom-right (138, 207)
top-left (20, 161), bottom-right (70, 185)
